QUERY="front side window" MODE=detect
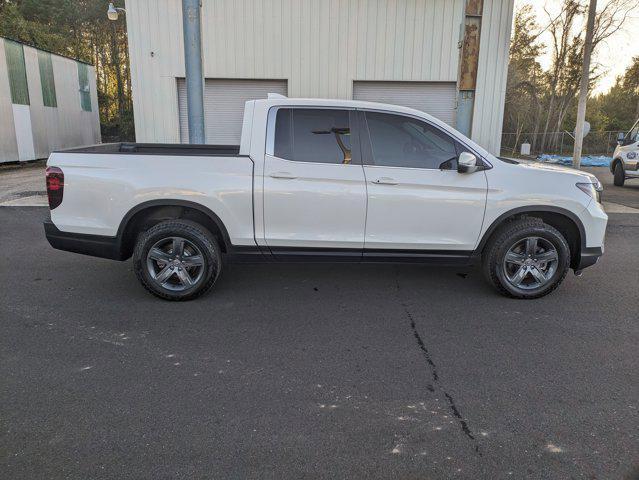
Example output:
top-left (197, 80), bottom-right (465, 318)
top-left (365, 112), bottom-right (458, 169)
top-left (626, 121), bottom-right (639, 145)
top-left (274, 108), bottom-right (352, 164)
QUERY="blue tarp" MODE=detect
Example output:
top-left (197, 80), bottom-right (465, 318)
top-left (537, 154), bottom-right (612, 167)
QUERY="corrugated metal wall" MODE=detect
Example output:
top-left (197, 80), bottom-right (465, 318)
top-left (472, 0), bottom-right (514, 155)
top-left (353, 81), bottom-right (458, 127)
top-left (177, 78), bottom-right (288, 144)
top-left (0, 39), bottom-right (101, 163)
top-left (126, 0), bottom-right (513, 154)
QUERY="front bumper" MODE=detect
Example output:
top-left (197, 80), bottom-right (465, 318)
top-left (44, 220), bottom-right (123, 260)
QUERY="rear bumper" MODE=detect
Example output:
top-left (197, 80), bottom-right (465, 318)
top-left (575, 246), bottom-right (603, 272)
top-left (44, 220), bottom-right (123, 260)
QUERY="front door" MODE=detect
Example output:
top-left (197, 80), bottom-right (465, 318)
top-left (360, 111), bottom-right (488, 253)
top-left (262, 108), bottom-right (367, 254)
top-left (618, 120), bottom-right (639, 164)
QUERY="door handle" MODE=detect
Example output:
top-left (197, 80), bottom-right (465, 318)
top-left (269, 172), bottom-right (298, 179)
top-left (372, 177), bottom-right (399, 185)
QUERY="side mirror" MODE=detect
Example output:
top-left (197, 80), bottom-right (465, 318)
top-left (617, 132), bottom-right (625, 145)
top-left (457, 152), bottom-right (478, 173)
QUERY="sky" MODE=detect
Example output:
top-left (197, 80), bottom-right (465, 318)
top-left (513, 0), bottom-right (639, 93)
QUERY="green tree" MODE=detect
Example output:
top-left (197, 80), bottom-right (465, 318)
top-left (623, 56), bottom-right (639, 118)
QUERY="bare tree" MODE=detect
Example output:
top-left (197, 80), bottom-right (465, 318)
top-left (539, 1), bottom-right (581, 153)
top-left (573, 0), bottom-right (639, 166)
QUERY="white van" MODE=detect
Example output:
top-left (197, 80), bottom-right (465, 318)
top-left (611, 119), bottom-right (639, 186)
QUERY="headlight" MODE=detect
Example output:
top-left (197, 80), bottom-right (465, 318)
top-left (576, 180), bottom-right (603, 203)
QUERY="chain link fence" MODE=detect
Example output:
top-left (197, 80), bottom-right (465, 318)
top-left (501, 131), bottom-right (624, 157)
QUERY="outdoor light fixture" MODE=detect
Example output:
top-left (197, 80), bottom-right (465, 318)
top-left (107, 2), bottom-right (126, 21)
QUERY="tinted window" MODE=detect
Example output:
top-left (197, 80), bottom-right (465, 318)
top-left (274, 109), bottom-right (352, 164)
top-left (365, 112), bottom-right (458, 169)
top-left (626, 121), bottom-right (639, 144)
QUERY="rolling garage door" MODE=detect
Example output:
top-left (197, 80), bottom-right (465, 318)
top-left (177, 79), bottom-right (287, 144)
top-left (353, 81), bottom-right (457, 127)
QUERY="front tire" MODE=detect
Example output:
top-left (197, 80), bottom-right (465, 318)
top-left (482, 218), bottom-right (570, 299)
top-left (613, 162), bottom-right (625, 186)
top-left (133, 220), bottom-right (222, 301)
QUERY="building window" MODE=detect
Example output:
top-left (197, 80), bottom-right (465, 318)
top-left (274, 108), bottom-right (352, 164)
top-left (38, 51), bottom-right (57, 107)
top-left (4, 39), bottom-right (29, 105)
top-left (77, 62), bottom-right (91, 111)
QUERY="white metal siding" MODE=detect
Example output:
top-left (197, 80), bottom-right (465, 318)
top-left (353, 81), bottom-right (457, 127)
top-left (471, 0), bottom-right (515, 155)
top-left (0, 39), bottom-right (101, 163)
top-left (177, 78), bottom-right (287, 144)
top-left (126, 0), bottom-right (468, 144)
top-left (127, 0), bottom-right (514, 154)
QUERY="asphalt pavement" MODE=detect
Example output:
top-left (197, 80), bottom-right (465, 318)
top-left (1, 206), bottom-right (638, 479)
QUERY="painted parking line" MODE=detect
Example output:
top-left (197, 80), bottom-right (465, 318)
top-left (603, 202), bottom-right (639, 214)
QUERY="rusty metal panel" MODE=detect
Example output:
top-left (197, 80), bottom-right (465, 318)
top-left (466, 0), bottom-right (484, 16)
top-left (459, 17), bottom-right (481, 90)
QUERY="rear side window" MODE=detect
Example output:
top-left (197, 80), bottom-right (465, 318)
top-left (274, 108), bottom-right (352, 164)
top-left (364, 112), bottom-right (458, 169)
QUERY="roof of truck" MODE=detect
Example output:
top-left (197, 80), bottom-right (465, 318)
top-left (257, 95), bottom-right (435, 117)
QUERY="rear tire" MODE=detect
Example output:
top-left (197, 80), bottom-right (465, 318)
top-left (133, 220), bottom-right (222, 301)
top-left (613, 161), bottom-right (625, 186)
top-left (482, 218), bottom-right (570, 299)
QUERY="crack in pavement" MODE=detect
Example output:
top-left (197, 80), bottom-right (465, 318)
top-left (396, 276), bottom-right (482, 456)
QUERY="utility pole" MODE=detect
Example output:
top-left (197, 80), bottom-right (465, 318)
top-left (111, 21), bottom-right (125, 136)
top-left (572, 0), bottom-right (597, 169)
top-left (182, 0), bottom-right (205, 144)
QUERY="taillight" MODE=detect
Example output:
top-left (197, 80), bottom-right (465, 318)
top-left (46, 166), bottom-right (64, 209)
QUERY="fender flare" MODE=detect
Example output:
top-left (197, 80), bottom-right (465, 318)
top-left (475, 205), bottom-right (587, 253)
top-left (116, 199), bottom-right (233, 251)
top-left (610, 157), bottom-right (623, 174)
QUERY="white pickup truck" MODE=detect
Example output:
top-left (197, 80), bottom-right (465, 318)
top-left (44, 97), bottom-right (608, 300)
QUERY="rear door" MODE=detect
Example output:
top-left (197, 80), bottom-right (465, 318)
top-left (360, 111), bottom-right (488, 253)
top-left (262, 107), bottom-right (367, 255)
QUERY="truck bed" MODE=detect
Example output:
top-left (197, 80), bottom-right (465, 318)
top-left (56, 143), bottom-right (242, 156)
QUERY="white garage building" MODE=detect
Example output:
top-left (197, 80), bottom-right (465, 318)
top-left (125, 0), bottom-right (513, 155)
top-left (0, 37), bottom-right (100, 163)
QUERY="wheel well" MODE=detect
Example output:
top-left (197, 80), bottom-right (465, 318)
top-left (481, 211), bottom-right (582, 269)
top-left (119, 205), bottom-right (229, 259)
top-left (611, 158), bottom-right (622, 173)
